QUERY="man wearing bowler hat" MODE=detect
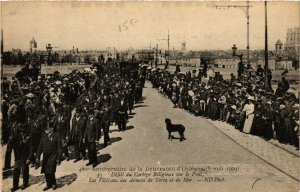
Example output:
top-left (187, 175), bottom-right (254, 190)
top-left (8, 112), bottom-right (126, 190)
top-left (36, 124), bottom-right (62, 191)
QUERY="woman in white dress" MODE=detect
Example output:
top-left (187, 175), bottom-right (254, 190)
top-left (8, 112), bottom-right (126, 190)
top-left (242, 96), bottom-right (255, 134)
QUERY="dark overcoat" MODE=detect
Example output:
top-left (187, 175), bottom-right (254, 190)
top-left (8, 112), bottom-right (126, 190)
top-left (83, 118), bottom-right (100, 142)
top-left (70, 116), bottom-right (86, 147)
top-left (36, 133), bottom-right (62, 174)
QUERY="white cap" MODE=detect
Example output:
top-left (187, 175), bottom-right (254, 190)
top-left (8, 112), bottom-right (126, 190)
top-left (279, 104), bottom-right (285, 110)
top-left (293, 104), bottom-right (300, 108)
top-left (55, 81), bottom-right (62, 85)
top-left (26, 93), bottom-right (34, 98)
top-left (247, 96), bottom-right (255, 101)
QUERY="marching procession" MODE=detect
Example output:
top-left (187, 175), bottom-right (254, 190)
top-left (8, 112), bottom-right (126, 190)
top-left (1, 60), bottom-right (146, 191)
top-left (147, 66), bottom-right (299, 148)
top-left (1, 60), bottom-right (299, 191)
top-left (2, 1), bottom-right (300, 192)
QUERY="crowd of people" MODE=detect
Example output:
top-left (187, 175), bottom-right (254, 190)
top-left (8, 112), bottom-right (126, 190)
top-left (1, 60), bottom-right (299, 191)
top-left (1, 60), bottom-right (146, 191)
top-left (147, 65), bottom-right (299, 149)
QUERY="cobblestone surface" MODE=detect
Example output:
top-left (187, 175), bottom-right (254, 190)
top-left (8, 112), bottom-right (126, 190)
top-left (207, 119), bottom-right (299, 181)
top-left (268, 139), bottom-right (299, 157)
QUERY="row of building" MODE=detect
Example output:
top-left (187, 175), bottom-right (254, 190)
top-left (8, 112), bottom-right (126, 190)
top-left (3, 27), bottom-right (299, 70)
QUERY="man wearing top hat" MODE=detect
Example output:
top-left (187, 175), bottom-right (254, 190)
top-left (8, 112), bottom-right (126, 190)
top-left (36, 124), bottom-right (62, 191)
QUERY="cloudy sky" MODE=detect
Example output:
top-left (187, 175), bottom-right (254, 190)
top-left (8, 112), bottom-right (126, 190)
top-left (1, 1), bottom-right (299, 51)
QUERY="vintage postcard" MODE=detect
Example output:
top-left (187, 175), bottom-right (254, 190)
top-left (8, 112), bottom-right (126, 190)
top-left (1, 1), bottom-right (299, 192)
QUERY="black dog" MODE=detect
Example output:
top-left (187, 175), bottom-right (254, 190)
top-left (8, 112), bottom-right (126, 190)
top-left (165, 118), bottom-right (185, 142)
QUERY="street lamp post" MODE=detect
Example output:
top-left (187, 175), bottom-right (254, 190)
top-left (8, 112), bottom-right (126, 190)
top-left (155, 44), bottom-right (158, 68)
top-left (216, 1), bottom-right (252, 68)
top-left (232, 44), bottom-right (244, 78)
top-left (166, 29), bottom-right (170, 69)
top-left (157, 29), bottom-right (170, 69)
top-left (264, 1), bottom-right (269, 89)
top-left (149, 42), bottom-right (153, 67)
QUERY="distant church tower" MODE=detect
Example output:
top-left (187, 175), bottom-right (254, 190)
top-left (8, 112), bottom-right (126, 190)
top-left (275, 39), bottom-right (283, 52)
top-left (30, 37), bottom-right (37, 53)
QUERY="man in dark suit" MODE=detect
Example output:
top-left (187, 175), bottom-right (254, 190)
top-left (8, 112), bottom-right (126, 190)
top-left (36, 126), bottom-right (62, 191)
top-left (70, 108), bottom-right (87, 162)
top-left (128, 84), bottom-right (135, 114)
top-left (4, 99), bottom-right (19, 170)
top-left (100, 104), bottom-right (111, 147)
top-left (83, 109), bottom-right (100, 167)
top-left (53, 105), bottom-right (70, 161)
top-left (100, 100), bottom-right (112, 147)
top-left (28, 109), bottom-right (46, 167)
top-left (116, 94), bottom-right (128, 132)
top-left (4, 121), bottom-right (16, 171)
top-left (109, 91), bottom-right (120, 124)
top-left (10, 123), bottom-right (32, 192)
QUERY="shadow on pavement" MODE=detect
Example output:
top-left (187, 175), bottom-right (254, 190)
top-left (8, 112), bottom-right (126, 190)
top-left (26, 173), bottom-right (77, 189)
top-left (110, 137), bottom-right (122, 143)
top-left (134, 105), bottom-right (148, 109)
top-left (109, 129), bottom-right (120, 133)
top-left (128, 113), bottom-right (136, 119)
top-left (98, 137), bottom-right (123, 150)
top-left (29, 174), bottom-right (45, 186)
top-left (169, 136), bottom-right (187, 141)
top-left (2, 169), bottom-right (14, 180)
top-left (125, 126), bottom-right (134, 131)
top-left (56, 173), bottom-right (78, 188)
top-left (96, 154), bottom-right (112, 166)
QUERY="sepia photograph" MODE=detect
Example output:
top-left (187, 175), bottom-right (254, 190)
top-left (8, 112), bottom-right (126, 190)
top-left (0, 1), bottom-right (299, 192)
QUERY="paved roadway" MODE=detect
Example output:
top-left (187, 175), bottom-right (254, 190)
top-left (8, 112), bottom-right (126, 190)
top-left (1, 82), bottom-right (298, 192)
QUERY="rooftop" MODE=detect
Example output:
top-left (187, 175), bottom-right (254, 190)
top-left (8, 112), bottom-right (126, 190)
top-left (275, 39), bottom-right (283, 45)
